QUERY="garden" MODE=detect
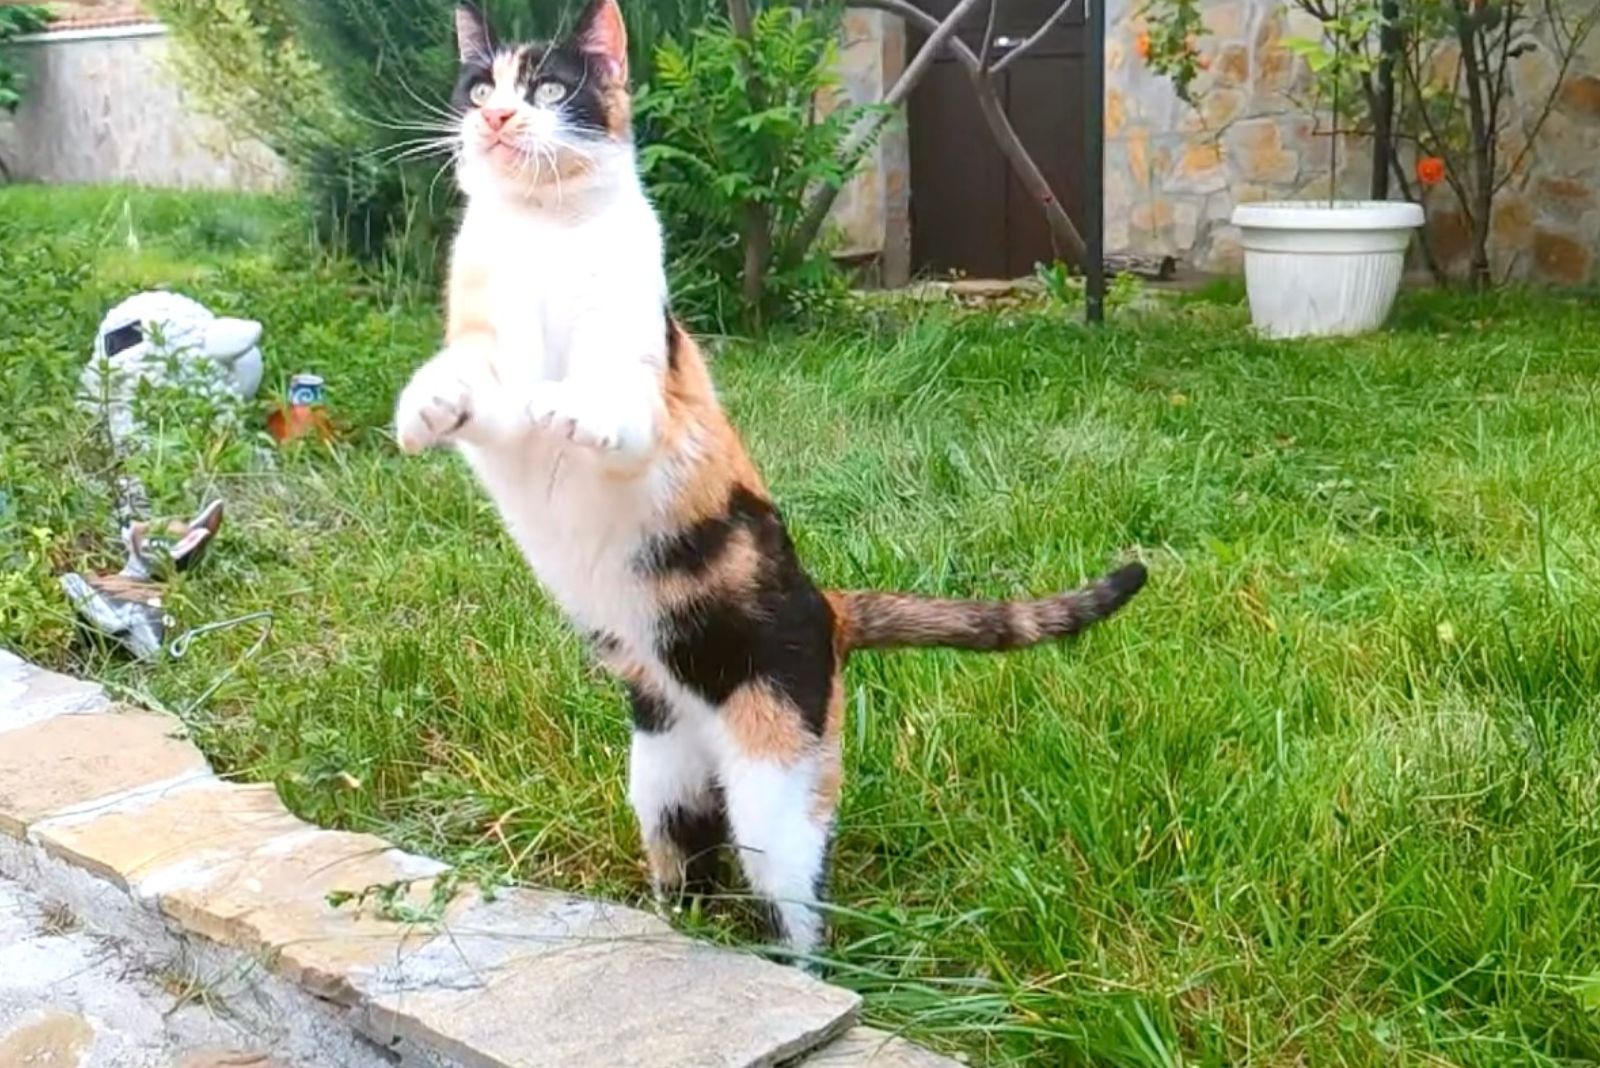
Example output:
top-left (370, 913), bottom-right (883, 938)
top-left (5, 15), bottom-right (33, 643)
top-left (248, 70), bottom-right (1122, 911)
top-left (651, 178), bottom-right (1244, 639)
top-left (3, 0), bottom-right (1600, 1063)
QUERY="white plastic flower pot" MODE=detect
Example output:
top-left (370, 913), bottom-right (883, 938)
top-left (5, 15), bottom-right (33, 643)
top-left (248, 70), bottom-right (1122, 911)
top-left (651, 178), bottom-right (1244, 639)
top-left (1231, 200), bottom-right (1425, 339)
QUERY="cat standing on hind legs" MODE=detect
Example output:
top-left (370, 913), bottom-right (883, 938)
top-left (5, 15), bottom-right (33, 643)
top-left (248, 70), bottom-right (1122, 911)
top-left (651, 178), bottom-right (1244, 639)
top-left (395, 0), bottom-right (1149, 962)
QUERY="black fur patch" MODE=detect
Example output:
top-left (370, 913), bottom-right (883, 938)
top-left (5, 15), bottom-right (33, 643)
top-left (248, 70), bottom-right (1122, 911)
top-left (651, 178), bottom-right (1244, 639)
top-left (451, 60), bottom-right (493, 111)
top-left (662, 793), bottom-right (727, 894)
top-left (587, 629), bottom-right (622, 658)
top-left (450, 38), bottom-right (614, 141)
top-left (640, 486), bottom-right (773, 577)
top-left (648, 489), bottom-right (835, 735)
top-left (627, 683), bottom-right (674, 734)
top-left (517, 44), bottom-right (610, 138)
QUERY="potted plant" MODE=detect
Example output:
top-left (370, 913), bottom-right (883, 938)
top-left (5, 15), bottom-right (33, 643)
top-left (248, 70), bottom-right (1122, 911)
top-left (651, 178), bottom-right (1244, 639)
top-left (1229, 0), bottom-right (1420, 337)
top-left (1143, 0), bottom-right (1423, 337)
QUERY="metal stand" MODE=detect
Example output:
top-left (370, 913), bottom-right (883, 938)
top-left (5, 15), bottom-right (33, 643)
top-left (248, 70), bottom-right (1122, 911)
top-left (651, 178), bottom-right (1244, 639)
top-left (1084, 0), bottom-right (1106, 324)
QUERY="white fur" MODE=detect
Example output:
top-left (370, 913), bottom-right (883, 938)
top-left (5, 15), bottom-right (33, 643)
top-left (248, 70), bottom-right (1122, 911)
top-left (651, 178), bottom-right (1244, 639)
top-left (394, 48), bottom-right (831, 959)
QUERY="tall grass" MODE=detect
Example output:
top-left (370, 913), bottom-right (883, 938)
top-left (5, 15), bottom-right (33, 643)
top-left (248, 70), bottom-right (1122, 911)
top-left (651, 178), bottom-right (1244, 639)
top-left (5, 187), bottom-right (1600, 1065)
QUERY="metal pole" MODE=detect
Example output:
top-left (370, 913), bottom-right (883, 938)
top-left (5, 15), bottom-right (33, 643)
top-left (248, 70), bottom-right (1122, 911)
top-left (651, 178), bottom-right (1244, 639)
top-left (1084, 0), bottom-right (1106, 323)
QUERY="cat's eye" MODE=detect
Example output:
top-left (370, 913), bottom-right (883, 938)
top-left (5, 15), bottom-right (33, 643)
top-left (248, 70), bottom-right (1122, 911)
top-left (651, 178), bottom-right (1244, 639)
top-left (469, 82), bottom-right (493, 106)
top-left (533, 80), bottom-right (567, 106)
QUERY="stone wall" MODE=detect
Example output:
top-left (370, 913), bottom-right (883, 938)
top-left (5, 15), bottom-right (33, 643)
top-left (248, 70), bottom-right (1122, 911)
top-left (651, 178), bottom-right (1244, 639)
top-left (1, 25), bottom-right (287, 191)
top-left (1104, 0), bottom-right (1600, 283)
top-left (826, 9), bottom-right (913, 285)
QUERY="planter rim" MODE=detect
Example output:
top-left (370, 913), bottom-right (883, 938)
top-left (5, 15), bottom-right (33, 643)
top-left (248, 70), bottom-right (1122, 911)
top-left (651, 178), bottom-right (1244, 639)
top-left (1232, 200), bottom-right (1425, 231)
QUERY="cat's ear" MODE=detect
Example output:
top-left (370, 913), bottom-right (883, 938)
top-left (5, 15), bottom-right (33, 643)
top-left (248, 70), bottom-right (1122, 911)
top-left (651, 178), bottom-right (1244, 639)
top-left (455, 3), bottom-right (493, 66)
top-left (574, 0), bottom-right (627, 84)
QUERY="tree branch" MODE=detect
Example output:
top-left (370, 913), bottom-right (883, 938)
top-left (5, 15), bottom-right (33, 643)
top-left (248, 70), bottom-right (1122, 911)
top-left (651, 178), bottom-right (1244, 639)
top-left (991, 0), bottom-right (1080, 74)
top-left (977, 0), bottom-right (1000, 70)
top-left (783, 0), bottom-right (985, 266)
top-left (840, 0), bottom-right (1088, 265)
top-left (1495, 2), bottom-right (1600, 194)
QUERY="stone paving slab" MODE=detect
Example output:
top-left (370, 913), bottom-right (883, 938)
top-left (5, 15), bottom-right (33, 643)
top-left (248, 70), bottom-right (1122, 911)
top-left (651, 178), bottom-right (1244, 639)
top-left (0, 649), bottom-right (109, 732)
top-left (0, 652), bottom-right (976, 1068)
top-left (0, 704), bottom-right (210, 838)
top-left (804, 1026), bottom-right (966, 1066)
top-left (35, 780), bottom-right (302, 890)
top-left (0, 870), bottom-right (291, 1068)
top-left (360, 933), bottom-right (859, 1068)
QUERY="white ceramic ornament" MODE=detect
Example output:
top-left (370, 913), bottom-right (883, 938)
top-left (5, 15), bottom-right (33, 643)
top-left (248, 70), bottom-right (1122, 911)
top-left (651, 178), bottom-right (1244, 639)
top-left (82, 291), bottom-right (265, 444)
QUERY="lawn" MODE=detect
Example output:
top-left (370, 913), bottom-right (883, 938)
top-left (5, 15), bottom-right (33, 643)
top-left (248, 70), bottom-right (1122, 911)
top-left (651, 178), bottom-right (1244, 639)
top-left (4, 186), bottom-right (1600, 1066)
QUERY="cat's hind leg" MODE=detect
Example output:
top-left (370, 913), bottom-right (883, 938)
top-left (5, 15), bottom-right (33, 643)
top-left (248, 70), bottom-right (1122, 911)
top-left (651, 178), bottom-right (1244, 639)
top-left (627, 684), bottom-right (726, 902)
top-left (716, 683), bottom-right (842, 962)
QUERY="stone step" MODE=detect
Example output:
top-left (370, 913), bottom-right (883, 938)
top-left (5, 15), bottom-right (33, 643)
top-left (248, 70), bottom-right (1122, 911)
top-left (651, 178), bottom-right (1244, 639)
top-left (0, 651), bottom-right (967, 1068)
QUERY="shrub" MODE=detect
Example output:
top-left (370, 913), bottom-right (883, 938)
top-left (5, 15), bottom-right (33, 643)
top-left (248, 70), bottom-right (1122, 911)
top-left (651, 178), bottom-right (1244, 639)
top-left (636, 5), bottom-right (869, 328)
top-left (155, 0), bottom-right (721, 280)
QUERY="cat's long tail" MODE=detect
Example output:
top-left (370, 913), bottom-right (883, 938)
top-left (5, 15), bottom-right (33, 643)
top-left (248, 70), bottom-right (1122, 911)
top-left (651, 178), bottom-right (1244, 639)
top-left (827, 562), bottom-right (1147, 654)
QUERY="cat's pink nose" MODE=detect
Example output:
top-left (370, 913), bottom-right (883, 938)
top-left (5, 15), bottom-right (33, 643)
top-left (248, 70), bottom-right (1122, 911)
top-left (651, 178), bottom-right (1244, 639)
top-left (480, 107), bottom-right (515, 132)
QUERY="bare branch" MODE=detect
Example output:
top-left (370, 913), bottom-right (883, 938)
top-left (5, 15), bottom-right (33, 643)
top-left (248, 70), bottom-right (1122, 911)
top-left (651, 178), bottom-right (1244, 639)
top-left (850, 0), bottom-right (1086, 262)
top-left (1495, 2), bottom-right (1600, 194)
top-left (977, 0), bottom-right (1000, 70)
top-left (992, 0), bottom-right (1080, 73)
top-left (890, 0), bottom-right (986, 106)
top-left (783, 0), bottom-right (984, 265)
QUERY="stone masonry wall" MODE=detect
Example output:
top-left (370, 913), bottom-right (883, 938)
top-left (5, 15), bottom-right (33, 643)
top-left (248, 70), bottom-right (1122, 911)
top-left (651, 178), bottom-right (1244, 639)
top-left (1104, 0), bottom-right (1600, 284)
top-left (1, 27), bottom-right (286, 190)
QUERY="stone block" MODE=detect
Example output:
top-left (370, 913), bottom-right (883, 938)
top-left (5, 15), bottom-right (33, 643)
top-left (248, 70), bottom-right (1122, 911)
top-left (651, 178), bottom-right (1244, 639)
top-left (159, 827), bottom-right (448, 1002)
top-left (1202, 1), bottom-right (1249, 40)
top-left (1540, 177), bottom-right (1592, 204)
top-left (1257, 45), bottom-right (1298, 95)
top-left (1201, 229), bottom-right (1244, 272)
top-left (1173, 199), bottom-right (1203, 250)
top-left (1200, 87), bottom-right (1246, 128)
top-left (1532, 228), bottom-right (1592, 283)
top-left (34, 780), bottom-right (301, 890)
top-left (1224, 119), bottom-right (1299, 184)
top-left (0, 705), bottom-right (209, 838)
top-left (1107, 88), bottom-right (1128, 138)
top-left (1215, 44), bottom-right (1249, 87)
top-left (0, 652), bottom-right (108, 733)
top-left (1560, 75), bottom-right (1600, 120)
top-left (0, 1011), bottom-right (95, 1066)
top-left (1491, 193), bottom-right (1533, 246)
top-left (1428, 209), bottom-right (1472, 267)
top-left (805, 1027), bottom-right (965, 1066)
top-left (360, 928), bottom-right (859, 1068)
top-left (1168, 141), bottom-right (1228, 194)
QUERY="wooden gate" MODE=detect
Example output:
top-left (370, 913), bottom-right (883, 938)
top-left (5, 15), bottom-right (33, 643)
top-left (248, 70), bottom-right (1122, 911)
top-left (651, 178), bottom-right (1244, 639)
top-left (906, 0), bottom-right (1088, 279)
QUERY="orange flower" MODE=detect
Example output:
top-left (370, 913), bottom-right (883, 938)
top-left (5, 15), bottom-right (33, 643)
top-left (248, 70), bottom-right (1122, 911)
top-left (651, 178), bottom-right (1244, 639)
top-left (1135, 31), bottom-right (1151, 60)
top-left (1417, 155), bottom-right (1445, 186)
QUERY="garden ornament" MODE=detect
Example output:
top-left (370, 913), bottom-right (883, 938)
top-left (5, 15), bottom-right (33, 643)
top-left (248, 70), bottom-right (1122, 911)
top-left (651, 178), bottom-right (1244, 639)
top-left (82, 291), bottom-right (265, 446)
top-left (58, 500), bottom-right (225, 661)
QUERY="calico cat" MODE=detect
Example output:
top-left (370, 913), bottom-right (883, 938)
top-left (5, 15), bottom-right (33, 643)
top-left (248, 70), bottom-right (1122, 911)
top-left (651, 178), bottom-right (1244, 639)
top-left (395, 0), bottom-right (1148, 959)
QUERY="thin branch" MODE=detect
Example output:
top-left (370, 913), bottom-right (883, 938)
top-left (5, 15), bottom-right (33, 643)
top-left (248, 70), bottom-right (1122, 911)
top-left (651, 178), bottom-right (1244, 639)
top-left (783, 0), bottom-right (985, 265)
top-left (846, 0), bottom-right (1088, 263)
top-left (992, 0), bottom-right (1080, 73)
top-left (1495, 2), bottom-right (1600, 194)
top-left (977, 0), bottom-right (1000, 70)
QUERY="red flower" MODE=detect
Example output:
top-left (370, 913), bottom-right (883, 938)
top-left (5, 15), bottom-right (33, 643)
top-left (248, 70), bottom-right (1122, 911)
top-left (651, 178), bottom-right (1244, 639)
top-left (1135, 31), bottom-right (1151, 60)
top-left (1417, 155), bottom-right (1445, 186)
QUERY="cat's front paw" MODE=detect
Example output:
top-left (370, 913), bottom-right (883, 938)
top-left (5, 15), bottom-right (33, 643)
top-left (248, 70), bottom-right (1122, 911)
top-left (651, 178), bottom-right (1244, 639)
top-left (527, 384), bottom-right (624, 453)
top-left (395, 362), bottom-right (473, 454)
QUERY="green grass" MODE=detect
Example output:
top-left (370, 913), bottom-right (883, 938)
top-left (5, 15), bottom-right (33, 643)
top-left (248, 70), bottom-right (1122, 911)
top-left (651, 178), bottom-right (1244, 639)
top-left (6, 185), bottom-right (1600, 1066)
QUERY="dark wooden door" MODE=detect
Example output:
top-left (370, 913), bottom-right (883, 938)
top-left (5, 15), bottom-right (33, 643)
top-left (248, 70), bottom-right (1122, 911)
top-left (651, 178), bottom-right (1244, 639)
top-left (907, 0), bottom-right (1087, 278)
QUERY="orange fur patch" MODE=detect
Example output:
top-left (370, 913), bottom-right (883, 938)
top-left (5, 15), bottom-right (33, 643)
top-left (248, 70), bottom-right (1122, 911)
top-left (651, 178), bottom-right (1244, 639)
top-left (809, 676), bottom-right (845, 825)
top-left (723, 682), bottom-right (810, 765)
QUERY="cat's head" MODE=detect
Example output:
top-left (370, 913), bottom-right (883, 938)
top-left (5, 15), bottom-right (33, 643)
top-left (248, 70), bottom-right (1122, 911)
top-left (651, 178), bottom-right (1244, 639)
top-left (451, 0), bottom-right (631, 198)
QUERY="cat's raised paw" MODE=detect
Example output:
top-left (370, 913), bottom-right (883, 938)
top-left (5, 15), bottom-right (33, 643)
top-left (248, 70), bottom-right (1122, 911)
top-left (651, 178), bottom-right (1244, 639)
top-left (394, 365), bottom-right (473, 454)
top-left (527, 385), bottom-right (624, 453)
